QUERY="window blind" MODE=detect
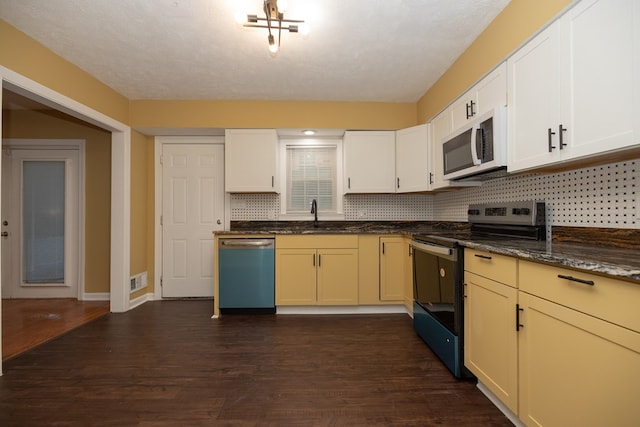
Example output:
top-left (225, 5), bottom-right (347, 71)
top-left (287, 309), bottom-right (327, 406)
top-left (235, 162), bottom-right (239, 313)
top-left (286, 145), bottom-right (337, 213)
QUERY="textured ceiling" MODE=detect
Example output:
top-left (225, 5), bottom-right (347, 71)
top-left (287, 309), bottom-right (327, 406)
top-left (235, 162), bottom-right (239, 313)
top-left (0, 0), bottom-right (511, 103)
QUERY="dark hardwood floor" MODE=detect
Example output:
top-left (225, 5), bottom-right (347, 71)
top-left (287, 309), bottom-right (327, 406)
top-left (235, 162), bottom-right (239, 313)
top-left (1, 298), bottom-right (110, 361)
top-left (0, 300), bottom-right (511, 426)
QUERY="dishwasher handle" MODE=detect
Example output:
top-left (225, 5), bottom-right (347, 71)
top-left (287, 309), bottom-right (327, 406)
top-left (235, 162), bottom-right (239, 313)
top-left (219, 239), bottom-right (274, 249)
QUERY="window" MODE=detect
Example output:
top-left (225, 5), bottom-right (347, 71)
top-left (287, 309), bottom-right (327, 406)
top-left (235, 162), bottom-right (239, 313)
top-left (281, 139), bottom-right (342, 216)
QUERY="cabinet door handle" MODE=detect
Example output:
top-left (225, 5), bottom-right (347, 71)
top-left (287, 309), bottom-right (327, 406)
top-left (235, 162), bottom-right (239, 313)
top-left (348, 177), bottom-right (351, 189)
top-left (548, 128), bottom-right (557, 152)
top-left (382, 242), bottom-right (385, 255)
top-left (397, 177), bottom-right (400, 189)
top-left (466, 102), bottom-right (471, 119)
top-left (559, 124), bottom-right (567, 149)
top-left (312, 254), bottom-right (316, 267)
top-left (469, 100), bottom-right (476, 117)
top-left (516, 304), bottom-right (524, 331)
top-left (318, 254), bottom-right (321, 267)
top-left (271, 176), bottom-right (274, 187)
top-left (429, 172), bottom-right (434, 185)
top-left (474, 254), bottom-right (492, 260)
top-left (557, 274), bottom-right (594, 286)
top-left (408, 244), bottom-right (413, 257)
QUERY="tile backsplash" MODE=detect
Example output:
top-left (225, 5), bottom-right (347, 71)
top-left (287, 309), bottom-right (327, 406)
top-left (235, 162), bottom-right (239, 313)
top-left (230, 159), bottom-right (638, 229)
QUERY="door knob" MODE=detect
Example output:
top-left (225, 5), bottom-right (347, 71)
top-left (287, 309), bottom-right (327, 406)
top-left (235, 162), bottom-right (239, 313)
top-left (1, 232), bottom-right (8, 237)
top-left (217, 219), bottom-right (222, 225)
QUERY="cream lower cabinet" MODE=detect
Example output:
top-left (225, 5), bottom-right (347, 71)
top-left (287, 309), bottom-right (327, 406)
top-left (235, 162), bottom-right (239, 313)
top-left (518, 261), bottom-right (640, 427)
top-left (275, 235), bottom-right (358, 306)
top-left (464, 249), bottom-right (519, 414)
top-left (379, 236), bottom-right (407, 302)
top-left (358, 235), bottom-right (411, 306)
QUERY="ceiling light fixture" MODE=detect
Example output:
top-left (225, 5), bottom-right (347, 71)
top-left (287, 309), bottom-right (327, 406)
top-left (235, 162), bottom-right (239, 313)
top-left (241, 0), bottom-right (306, 55)
top-left (302, 130), bottom-right (317, 136)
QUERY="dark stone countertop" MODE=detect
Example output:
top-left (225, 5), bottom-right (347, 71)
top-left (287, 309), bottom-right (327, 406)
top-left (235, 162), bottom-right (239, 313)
top-left (217, 221), bottom-right (640, 284)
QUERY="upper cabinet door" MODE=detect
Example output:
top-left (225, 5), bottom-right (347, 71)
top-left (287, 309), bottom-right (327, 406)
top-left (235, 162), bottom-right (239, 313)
top-left (395, 124), bottom-right (431, 193)
top-left (450, 62), bottom-right (507, 131)
top-left (224, 129), bottom-right (279, 193)
top-left (343, 131), bottom-right (396, 193)
top-left (507, 22), bottom-right (563, 173)
top-left (509, 0), bottom-right (639, 173)
top-left (559, 0), bottom-right (639, 159)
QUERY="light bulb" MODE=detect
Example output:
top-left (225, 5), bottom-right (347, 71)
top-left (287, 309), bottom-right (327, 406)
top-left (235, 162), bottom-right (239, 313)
top-left (299, 22), bottom-right (310, 36)
top-left (268, 35), bottom-right (279, 54)
top-left (277, 0), bottom-right (288, 13)
top-left (234, 11), bottom-right (246, 25)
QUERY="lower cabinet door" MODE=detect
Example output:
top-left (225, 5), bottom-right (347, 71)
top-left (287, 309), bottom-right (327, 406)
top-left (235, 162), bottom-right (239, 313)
top-left (464, 272), bottom-right (518, 414)
top-left (317, 249), bottom-right (358, 305)
top-left (518, 292), bottom-right (640, 427)
top-left (275, 249), bottom-right (317, 305)
top-left (379, 237), bottom-right (407, 301)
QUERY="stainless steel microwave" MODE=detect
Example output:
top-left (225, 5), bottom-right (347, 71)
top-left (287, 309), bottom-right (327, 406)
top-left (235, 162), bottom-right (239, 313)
top-left (442, 106), bottom-right (507, 180)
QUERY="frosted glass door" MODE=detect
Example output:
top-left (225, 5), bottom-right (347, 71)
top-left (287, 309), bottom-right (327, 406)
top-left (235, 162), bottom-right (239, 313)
top-left (2, 145), bottom-right (79, 299)
top-left (22, 161), bottom-right (65, 283)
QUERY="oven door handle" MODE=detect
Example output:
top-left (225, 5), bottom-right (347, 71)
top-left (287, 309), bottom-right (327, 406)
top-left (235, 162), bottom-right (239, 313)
top-left (411, 240), bottom-right (453, 257)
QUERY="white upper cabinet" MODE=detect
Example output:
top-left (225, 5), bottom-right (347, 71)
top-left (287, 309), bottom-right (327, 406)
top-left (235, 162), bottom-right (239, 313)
top-left (395, 124), bottom-right (431, 193)
top-left (429, 110), bottom-right (452, 189)
top-left (225, 129), bottom-right (279, 192)
top-left (450, 62), bottom-right (507, 131)
top-left (508, 0), bottom-right (640, 172)
top-left (343, 131), bottom-right (396, 193)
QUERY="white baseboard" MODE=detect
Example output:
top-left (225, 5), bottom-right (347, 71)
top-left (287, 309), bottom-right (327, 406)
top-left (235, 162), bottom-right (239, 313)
top-left (276, 305), bottom-right (408, 315)
top-left (129, 292), bottom-right (156, 310)
top-left (82, 292), bottom-right (110, 301)
top-left (476, 382), bottom-right (523, 427)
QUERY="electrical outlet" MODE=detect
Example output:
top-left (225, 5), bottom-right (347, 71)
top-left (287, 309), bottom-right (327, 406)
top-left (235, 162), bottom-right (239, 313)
top-left (130, 277), bottom-right (136, 291)
top-left (358, 210), bottom-right (368, 218)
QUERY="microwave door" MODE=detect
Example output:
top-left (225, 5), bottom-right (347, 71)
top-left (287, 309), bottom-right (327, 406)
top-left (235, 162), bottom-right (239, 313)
top-left (443, 128), bottom-right (474, 175)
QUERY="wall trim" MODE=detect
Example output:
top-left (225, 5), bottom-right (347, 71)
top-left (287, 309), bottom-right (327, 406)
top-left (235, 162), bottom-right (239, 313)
top-left (82, 292), bottom-right (111, 301)
top-left (129, 292), bottom-right (156, 310)
top-left (275, 305), bottom-right (408, 315)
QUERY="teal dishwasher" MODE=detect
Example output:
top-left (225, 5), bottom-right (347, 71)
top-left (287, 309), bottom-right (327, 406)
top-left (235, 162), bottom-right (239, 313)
top-left (218, 238), bottom-right (275, 314)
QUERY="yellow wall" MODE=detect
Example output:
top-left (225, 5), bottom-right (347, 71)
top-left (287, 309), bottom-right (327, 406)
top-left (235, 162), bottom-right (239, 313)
top-left (129, 131), bottom-right (148, 277)
top-left (417, 0), bottom-right (573, 123)
top-left (0, 20), bottom-right (130, 124)
top-left (2, 109), bottom-right (112, 294)
top-left (130, 100), bottom-right (417, 130)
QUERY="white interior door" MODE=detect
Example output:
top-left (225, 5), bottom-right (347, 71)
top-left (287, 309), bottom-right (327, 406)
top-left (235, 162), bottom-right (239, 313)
top-left (162, 143), bottom-right (224, 298)
top-left (1, 147), bottom-right (80, 298)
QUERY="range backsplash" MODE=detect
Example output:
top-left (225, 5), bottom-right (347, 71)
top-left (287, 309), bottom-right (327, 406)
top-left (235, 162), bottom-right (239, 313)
top-left (230, 158), bottom-right (638, 229)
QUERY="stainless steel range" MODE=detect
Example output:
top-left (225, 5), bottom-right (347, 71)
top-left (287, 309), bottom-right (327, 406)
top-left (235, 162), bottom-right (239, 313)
top-left (411, 200), bottom-right (546, 378)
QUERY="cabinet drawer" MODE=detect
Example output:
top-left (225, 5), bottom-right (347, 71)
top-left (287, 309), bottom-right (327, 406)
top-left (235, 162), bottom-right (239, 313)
top-left (465, 249), bottom-right (517, 287)
top-left (519, 260), bottom-right (640, 332)
top-left (276, 235), bottom-right (358, 249)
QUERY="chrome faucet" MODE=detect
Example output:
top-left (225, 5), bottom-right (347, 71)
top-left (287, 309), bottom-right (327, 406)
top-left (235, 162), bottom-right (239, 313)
top-left (310, 199), bottom-right (318, 228)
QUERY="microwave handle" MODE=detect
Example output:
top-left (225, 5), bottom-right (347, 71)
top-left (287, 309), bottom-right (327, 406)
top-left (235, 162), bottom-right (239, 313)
top-left (470, 124), bottom-right (481, 165)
